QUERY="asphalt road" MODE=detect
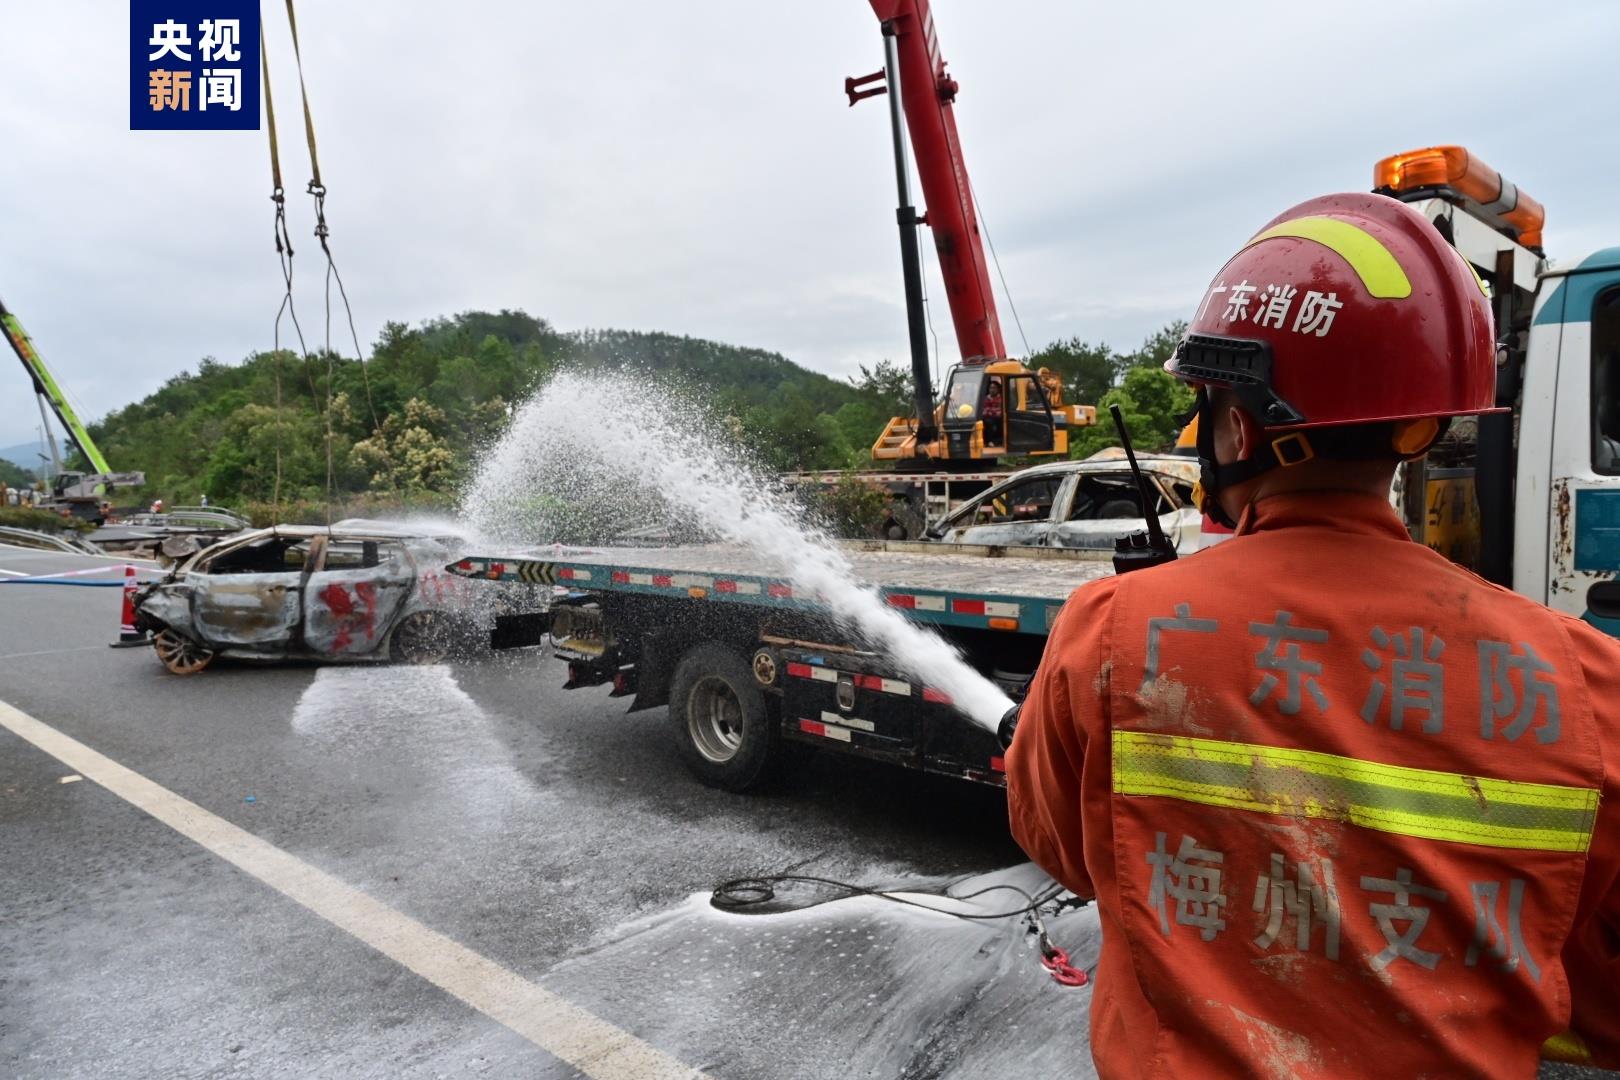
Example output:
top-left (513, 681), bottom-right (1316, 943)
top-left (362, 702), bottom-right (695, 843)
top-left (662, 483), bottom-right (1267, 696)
top-left (0, 545), bottom-right (1098, 1079)
top-left (0, 544), bottom-right (1607, 1079)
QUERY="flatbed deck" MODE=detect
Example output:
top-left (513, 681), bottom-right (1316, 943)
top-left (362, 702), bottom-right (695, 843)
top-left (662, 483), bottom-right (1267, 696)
top-left (451, 540), bottom-right (1114, 634)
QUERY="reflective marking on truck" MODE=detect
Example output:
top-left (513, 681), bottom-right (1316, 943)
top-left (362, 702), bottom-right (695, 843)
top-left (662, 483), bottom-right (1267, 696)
top-left (885, 593), bottom-right (947, 612)
top-left (820, 710), bottom-right (876, 732)
top-left (951, 598), bottom-right (1020, 618)
top-left (852, 674), bottom-right (912, 696)
top-left (788, 662), bottom-right (915, 697)
top-left (449, 559), bottom-right (1059, 636)
top-left (799, 719), bottom-right (852, 742)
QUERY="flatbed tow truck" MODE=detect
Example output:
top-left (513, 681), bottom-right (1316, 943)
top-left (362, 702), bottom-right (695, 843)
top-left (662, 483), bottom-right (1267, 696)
top-left (449, 142), bottom-right (1620, 795)
top-left (454, 541), bottom-right (1109, 791)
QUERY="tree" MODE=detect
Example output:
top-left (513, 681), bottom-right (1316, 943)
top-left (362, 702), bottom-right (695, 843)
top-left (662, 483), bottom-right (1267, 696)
top-left (849, 359), bottom-right (914, 416)
top-left (1069, 365), bottom-right (1194, 459)
top-left (832, 399), bottom-right (887, 465)
top-left (1124, 319), bottom-right (1189, 369)
top-left (1025, 337), bottom-right (1121, 407)
top-left (805, 473), bottom-right (892, 538)
top-left (0, 457), bottom-right (36, 489)
top-left (350, 397), bottom-right (457, 494)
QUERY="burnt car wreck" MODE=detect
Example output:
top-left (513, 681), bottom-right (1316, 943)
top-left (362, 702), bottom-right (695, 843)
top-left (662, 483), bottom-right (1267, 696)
top-left (132, 523), bottom-right (539, 674)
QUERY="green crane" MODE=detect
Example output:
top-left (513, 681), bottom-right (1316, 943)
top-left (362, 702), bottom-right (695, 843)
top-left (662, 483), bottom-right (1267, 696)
top-left (2, 295), bottom-right (143, 519)
top-left (1, 296), bottom-right (112, 473)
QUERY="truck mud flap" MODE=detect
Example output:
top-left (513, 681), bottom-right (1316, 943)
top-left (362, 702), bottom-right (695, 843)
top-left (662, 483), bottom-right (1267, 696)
top-left (491, 611), bottom-right (550, 650)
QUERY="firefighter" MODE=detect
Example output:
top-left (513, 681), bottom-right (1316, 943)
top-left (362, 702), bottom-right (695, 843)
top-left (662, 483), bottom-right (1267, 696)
top-left (1006, 192), bottom-right (1620, 1078)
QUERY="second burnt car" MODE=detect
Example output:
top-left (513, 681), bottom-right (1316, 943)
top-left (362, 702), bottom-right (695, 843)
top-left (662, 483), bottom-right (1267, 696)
top-left (131, 521), bottom-right (538, 674)
top-left (923, 453), bottom-right (1205, 552)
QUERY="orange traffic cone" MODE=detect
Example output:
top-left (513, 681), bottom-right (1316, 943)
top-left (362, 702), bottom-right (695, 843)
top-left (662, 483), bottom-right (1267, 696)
top-left (110, 563), bottom-right (149, 648)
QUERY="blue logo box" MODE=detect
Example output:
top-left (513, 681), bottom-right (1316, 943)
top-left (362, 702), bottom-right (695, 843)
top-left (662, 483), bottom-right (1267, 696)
top-left (131, 0), bottom-right (260, 130)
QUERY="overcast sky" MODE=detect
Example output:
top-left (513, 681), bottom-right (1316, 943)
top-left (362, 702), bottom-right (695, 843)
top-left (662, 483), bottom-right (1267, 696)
top-left (3, 1), bottom-right (1618, 449)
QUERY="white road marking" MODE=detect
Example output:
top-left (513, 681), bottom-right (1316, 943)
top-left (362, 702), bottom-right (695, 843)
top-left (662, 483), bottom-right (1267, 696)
top-left (0, 542), bottom-right (158, 565)
top-left (0, 646), bottom-right (111, 661)
top-left (0, 567), bottom-right (25, 576)
top-left (0, 699), bottom-right (708, 1080)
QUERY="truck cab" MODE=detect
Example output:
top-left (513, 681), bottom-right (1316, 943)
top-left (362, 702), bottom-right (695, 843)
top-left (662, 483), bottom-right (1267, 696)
top-left (1377, 147), bottom-right (1620, 633)
top-left (1517, 247), bottom-right (1620, 626)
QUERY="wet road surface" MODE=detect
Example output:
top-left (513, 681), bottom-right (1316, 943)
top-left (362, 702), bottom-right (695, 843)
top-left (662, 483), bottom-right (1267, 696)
top-left (0, 545), bottom-right (1096, 1078)
top-left (0, 544), bottom-right (1608, 1078)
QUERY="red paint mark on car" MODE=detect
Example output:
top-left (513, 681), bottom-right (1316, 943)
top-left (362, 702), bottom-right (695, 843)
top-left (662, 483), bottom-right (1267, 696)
top-left (320, 581), bottom-right (380, 652)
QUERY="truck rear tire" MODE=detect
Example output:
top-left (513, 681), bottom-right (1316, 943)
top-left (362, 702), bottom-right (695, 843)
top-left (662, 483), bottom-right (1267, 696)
top-left (670, 643), bottom-right (778, 792)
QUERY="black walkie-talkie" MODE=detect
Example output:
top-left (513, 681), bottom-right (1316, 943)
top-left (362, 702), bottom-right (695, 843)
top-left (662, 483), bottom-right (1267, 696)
top-left (1109, 403), bottom-right (1179, 575)
top-left (998, 407), bottom-right (1181, 751)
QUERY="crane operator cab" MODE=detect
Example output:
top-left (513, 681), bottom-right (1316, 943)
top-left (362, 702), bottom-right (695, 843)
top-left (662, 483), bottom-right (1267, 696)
top-left (939, 362), bottom-right (1060, 459)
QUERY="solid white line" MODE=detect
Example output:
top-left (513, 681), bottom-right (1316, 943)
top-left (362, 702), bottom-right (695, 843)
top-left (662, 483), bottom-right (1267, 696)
top-left (0, 700), bottom-right (707, 1080)
top-left (0, 646), bottom-right (110, 661)
top-left (0, 567), bottom-right (25, 576)
top-left (0, 543), bottom-right (159, 565)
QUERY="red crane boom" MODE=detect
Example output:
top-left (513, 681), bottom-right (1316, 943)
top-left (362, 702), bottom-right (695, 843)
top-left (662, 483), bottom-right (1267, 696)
top-left (852, 1), bottom-right (1091, 465)
top-left (862, 0), bottom-right (1005, 363)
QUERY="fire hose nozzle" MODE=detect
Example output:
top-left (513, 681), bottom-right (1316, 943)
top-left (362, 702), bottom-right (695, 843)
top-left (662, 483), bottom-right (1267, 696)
top-left (997, 703), bottom-right (1020, 750)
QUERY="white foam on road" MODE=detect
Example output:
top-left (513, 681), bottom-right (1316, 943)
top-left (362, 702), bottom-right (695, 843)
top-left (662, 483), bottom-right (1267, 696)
top-left (292, 663), bottom-right (481, 738)
top-left (290, 665), bottom-right (539, 833)
top-left (0, 697), bottom-right (709, 1080)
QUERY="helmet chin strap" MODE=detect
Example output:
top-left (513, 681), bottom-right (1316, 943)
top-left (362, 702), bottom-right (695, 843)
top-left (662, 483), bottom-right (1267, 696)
top-left (1193, 388), bottom-right (1315, 530)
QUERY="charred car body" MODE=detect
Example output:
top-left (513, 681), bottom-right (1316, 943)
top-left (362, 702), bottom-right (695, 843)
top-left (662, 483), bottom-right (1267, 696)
top-left (925, 454), bottom-right (1204, 552)
top-left (132, 522), bottom-right (538, 674)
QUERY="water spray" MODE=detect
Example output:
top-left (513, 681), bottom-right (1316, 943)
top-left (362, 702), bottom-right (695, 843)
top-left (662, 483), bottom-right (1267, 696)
top-left (463, 371), bottom-right (1013, 732)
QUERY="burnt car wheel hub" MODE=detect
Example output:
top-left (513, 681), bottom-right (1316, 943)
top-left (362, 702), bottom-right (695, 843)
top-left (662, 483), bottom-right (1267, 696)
top-left (392, 611), bottom-right (451, 665)
top-left (153, 629), bottom-right (215, 676)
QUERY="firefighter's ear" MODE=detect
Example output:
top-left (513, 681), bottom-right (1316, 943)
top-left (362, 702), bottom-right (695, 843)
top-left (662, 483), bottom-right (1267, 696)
top-left (1222, 401), bottom-right (1262, 464)
top-left (1391, 417), bottom-right (1440, 457)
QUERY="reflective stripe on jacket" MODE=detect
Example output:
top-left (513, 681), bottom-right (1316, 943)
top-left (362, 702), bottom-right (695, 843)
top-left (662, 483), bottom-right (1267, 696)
top-left (1007, 491), bottom-right (1620, 1079)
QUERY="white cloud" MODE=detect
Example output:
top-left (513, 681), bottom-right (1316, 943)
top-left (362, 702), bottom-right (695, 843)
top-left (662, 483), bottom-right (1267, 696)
top-left (3, 0), bottom-right (1617, 444)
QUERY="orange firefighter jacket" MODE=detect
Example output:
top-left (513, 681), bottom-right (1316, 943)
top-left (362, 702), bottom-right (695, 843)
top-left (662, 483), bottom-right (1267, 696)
top-left (1007, 491), bottom-right (1620, 1078)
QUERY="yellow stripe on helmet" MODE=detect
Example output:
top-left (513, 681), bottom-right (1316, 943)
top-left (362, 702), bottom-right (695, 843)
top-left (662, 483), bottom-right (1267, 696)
top-left (1542, 1031), bottom-right (1594, 1065)
top-left (1246, 216), bottom-right (1413, 299)
top-left (1112, 730), bottom-right (1598, 852)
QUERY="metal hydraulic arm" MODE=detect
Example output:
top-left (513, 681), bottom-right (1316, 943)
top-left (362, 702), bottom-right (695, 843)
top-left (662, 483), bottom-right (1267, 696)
top-left (0, 296), bottom-right (112, 474)
top-left (853, 1), bottom-right (1093, 466)
top-left (849, 0), bottom-right (1006, 366)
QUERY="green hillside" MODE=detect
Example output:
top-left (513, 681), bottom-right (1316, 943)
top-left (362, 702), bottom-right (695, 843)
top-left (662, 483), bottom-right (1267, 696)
top-left (82, 310), bottom-right (893, 515)
top-left (78, 309), bottom-right (1189, 523)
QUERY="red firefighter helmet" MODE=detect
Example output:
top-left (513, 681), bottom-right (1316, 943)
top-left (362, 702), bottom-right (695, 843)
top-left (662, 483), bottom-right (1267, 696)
top-left (1166, 192), bottom-right (1496, 428)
